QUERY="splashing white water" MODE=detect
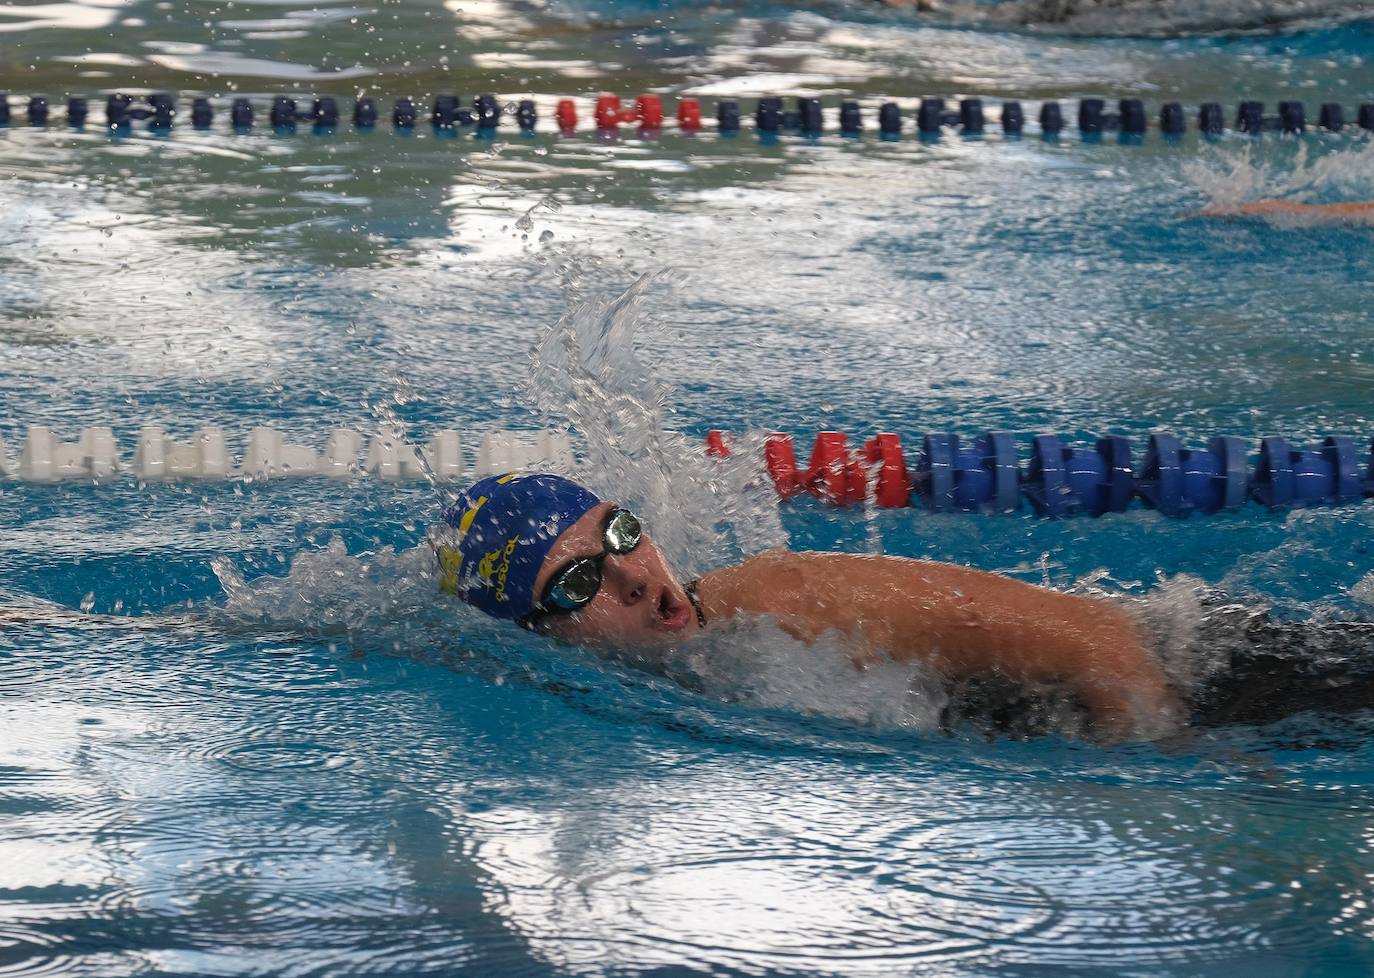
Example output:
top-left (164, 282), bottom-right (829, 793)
top-left (1122, 574), bottom-right (1218, 692)
top-left (207, 531), bottom-right (953, 732)
top-left (210, 540), bottom-right (458, 649)
top-left (528, 271), bottom-right (788, 579)
top-left (664, 614), bottom-right (951, 729)
top-left (1183, 139), bottom-right (1374, 222)
top-left (522, 274), bottom-right (957, 727)
top-left (1352, 572), bottom-right (1374, 610)
top-left (208, 273), bottom-right (1374, 741)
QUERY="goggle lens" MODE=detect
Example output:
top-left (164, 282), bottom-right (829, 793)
top-left (547, 559), bottom-right (602, 610)
top-left (538, 508), bottom-right (643, 617)
top-left (604, 509), bottom-right (641, 554)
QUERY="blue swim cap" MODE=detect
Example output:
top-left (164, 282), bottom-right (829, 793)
top-left (437, 472), bottom-right (602, 620)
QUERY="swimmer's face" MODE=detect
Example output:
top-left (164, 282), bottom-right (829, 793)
top-left (530, 502), bottom-right (701, 649)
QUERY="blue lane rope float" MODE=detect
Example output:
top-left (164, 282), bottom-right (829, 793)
top-left (717, 429), bottom-right (1374, 517)
top-left (2, 91), bottom-right (1373, 139)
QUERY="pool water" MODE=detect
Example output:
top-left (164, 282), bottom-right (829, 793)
top-left (4, 1), bottom-right (1374, 975)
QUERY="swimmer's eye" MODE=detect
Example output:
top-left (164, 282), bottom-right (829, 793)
top-left (603, 508), bottom-right (641, 554)
top-left (546, 558), bottom-right (602, 611)
top-left (534, 508), bottom-right (643, 616)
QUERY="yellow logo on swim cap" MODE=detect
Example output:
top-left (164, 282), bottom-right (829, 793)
top-left (435, 473), bottom-right (524, 597)
top-left (456, 499), bottom-right (484, 536)
top-left (437, 546), bottom-right (463, 594)
top-left (477, 535), bottom-right (520, 603)
top-left (438, 493), bottom-right (488, 595)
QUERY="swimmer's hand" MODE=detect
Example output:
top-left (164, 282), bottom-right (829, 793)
top-left (1067, 626), bottom-right (1186, 743)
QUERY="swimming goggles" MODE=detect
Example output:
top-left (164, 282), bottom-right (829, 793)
top-left (534, 508), bottom-right (643, 616)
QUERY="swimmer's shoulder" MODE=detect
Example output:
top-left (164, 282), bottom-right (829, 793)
top-left (698, 549), bottom-right (800, 618)
top-left (697, 550), bottom-right (886, 614)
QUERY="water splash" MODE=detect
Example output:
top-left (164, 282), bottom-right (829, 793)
top-left (208, 272), bottom-right (1374, 743)
top-left (202, 275), bottom-right (968, 734)
top-left (515, 194), bottom-right (564, 234)
top-left (528, 271), bottom-right (788, 579)
top-left (206, 532), bottom-right (958, 739)
top-left (210, 540), bottom-right (454, 649)
top-left (665, 614), bottom-right (951, 730)
top-left (1182, 138), bottom-right (1374, 221)
top-left (1119, 573), bottom-right (1236, 700)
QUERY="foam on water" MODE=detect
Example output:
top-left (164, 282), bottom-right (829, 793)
top-left (210, 540), bottom-right (447, 647)
top-left (206, 533), bottom-right (955, 743)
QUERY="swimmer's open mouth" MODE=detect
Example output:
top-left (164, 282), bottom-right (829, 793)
top-left (656, 587), bottom-right (692, 631)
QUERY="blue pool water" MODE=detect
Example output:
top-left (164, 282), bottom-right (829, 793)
top-left (4, 2), bottom-right (1374, 974)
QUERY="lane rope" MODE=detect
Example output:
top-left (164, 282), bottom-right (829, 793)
top-left (713, 428), bottom-right (1374, 516)
top-left (6, 422), bottom-right (1372, 517)
top-left (3, 92), bottom-right (1372, 139)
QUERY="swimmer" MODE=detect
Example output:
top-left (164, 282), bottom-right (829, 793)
top-left (1194, 200), bottom-right (1374, 223)
top-left (436, 473), bottom-right (1374, 742)
top-left (437, 473), bottom-right (1184, 741)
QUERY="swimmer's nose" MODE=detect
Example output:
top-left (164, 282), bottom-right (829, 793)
top-left (603, 556), bottom-right (648, 605)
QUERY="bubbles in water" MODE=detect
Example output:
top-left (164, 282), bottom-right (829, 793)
top-left (1122, 574), bottom-right (1214, 693)
top-left (663, 614), bottom-right (950, 730)
top-left (211, 541), bottom-right (455, 649)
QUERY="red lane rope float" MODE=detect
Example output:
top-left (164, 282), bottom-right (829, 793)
top-left (635, 95), bottom-right (664, 129)
top-left (801, 431), bottom-right (868, 506)
top-left (556, 98), bottom-right (578, 131)
top-left (863, 433), bottom-right (913, 508)
top-left (676, 98), bottom-right (702, 132)
top-left (593, 94), bottom-right (664, 130)
top-left (710, 430), bottom-right (911, 508)
top-left (594, 95), bottom-right (621, 129)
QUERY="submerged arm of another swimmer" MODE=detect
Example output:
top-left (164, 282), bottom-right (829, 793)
top-left (531, 503), bottom-right (1181, 741)
top-left (1193, 200), bottom-right (1374, 221)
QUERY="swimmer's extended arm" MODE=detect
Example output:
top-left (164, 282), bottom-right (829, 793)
top-left (696, 551), bottom-right (1180, 739)
top-left (1193, 200), bottom-right (1374, 220)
